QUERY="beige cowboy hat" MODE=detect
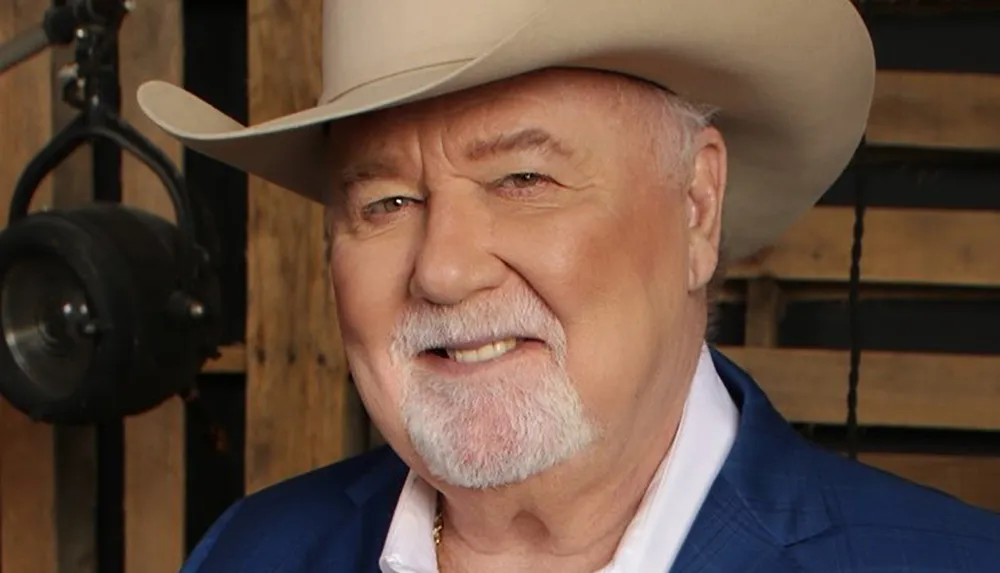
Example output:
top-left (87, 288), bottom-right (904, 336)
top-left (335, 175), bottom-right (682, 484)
top-left (136, 0), bottom-right (874, 260)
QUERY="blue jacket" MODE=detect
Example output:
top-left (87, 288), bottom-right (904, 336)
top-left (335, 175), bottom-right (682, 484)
top-left (181, 348), bottom-right (1000, 572)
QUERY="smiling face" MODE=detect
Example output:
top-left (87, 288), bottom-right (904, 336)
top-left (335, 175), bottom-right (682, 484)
top-left (325, 69), bottom-right (726, 490)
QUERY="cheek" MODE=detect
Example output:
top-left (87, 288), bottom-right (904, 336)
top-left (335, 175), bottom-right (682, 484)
top-left (330, 232), bottom-right (412, 348)
top-left (329, 233), bottom-right (415, 420)
top-left (494, 199), bottom-right (683, 418)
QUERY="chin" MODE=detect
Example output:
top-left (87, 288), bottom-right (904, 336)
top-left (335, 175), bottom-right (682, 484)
top-left (395, 355), bottom-right (600, 489)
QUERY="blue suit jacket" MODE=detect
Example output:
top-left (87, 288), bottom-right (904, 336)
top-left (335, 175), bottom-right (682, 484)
top-left (182, 348), bottom-right (1000, 572)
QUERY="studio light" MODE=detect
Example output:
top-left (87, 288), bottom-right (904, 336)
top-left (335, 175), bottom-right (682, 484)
top-left (0, 0), bottom-right (222, 424)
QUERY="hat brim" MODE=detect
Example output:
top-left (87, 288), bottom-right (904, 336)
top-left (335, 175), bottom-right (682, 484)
top-left (137, 0), bottom-right (874, 261)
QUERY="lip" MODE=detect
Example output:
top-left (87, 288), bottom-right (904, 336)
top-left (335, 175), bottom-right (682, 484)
top-left (415, 339), bottom-right (549, 376)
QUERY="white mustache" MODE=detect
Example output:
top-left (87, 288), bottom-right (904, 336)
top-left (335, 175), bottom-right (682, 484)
top-left (389, 290), bottom-right (567, 362)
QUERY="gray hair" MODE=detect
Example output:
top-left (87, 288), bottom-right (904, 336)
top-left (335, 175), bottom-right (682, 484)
top-left (619, 78), bottom-right (720, 182)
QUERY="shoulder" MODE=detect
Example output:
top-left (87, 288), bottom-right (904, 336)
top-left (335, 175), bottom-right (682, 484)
top-left (181, 445), bottom-right (408, 572)
top-left (796, 442), bottom-right (1000, 568)
top-left (708, 348), bottom-right (1000, 568)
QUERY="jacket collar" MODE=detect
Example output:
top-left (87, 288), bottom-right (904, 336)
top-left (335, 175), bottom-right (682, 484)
top-left (708, 346), bottom-right (834, 546)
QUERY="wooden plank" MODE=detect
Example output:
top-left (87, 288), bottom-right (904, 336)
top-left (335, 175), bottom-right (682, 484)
top-left (729, 207), bottom-right (1000, 287)
top-left (0, 405), bottom-right (57, 573)
top-left (720, 346), bottom-right (1000, 431)
top-left (0, 1), bottom-right (59, 572)
top-left (718, 283), bottom-right (1000, 304)
top-left (246, 0), bottom-right (364, 494)
top-left (861, 452), bottom-right (1000, 514)
top-left (118, 2), bottom-right (186, 571)
top-left (203, 345), bottom-right (247, 373)
top-left (868, 70), bottom-right (1000, 152)
top-left (744, 279), bottom-right (783, 347)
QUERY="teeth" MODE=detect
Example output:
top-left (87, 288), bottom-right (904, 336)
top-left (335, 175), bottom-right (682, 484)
top-left (446, 338), bottom-right (518, 363)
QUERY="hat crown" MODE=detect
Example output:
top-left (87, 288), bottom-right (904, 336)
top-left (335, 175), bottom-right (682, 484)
top-left (321, 0), bottom-right (541, 103)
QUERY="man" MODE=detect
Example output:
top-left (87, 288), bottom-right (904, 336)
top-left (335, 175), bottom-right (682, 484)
top-left (138, 0), bottom-right (1000, 571)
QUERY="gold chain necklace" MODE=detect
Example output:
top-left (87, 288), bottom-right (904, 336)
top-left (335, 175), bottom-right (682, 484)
top-left (433, 493), bottom-right (444, 546)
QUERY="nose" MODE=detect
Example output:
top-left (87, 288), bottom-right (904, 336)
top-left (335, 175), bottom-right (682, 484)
top-left (409, 190), bottom-right (506, 305)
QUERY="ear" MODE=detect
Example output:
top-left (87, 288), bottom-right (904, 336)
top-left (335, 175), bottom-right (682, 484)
top-left (686, 127), bottom-right (727, 292)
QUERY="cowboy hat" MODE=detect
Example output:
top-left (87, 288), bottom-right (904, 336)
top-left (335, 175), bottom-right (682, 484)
top-left (136, 0), bottom-right (874, 260)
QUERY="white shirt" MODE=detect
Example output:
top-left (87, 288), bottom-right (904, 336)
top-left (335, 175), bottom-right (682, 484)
top-left (379, 343), bottom-right (739, 573)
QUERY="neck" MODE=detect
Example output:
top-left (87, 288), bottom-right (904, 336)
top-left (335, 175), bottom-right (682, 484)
top-left (434, 341), bottom-right (702, 573)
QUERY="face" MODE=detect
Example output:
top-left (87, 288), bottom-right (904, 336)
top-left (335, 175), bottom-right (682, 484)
top-left (325, 69), bottom-right (726, 490)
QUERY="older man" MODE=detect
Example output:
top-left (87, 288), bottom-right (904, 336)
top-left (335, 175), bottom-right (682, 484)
top-left (139, 0), bottom-right (1000, 571)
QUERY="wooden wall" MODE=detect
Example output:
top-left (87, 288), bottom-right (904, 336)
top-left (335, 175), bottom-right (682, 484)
top-left (245, 0), bottom-right (365, 497)
top-left (716, 61), bottom-right (1000, 511)
top-left (0, 2), bottom-right (244, 572)
top-left (0, 1), bottom-right (997, 571)
top-left (0, 3), bottom-right (56, 572)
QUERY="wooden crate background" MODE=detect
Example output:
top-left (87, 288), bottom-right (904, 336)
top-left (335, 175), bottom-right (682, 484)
top-left (0, 0), bottom-right (998, 571)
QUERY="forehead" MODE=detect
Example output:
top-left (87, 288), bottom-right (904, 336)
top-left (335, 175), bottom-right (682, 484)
top-left (327, 69), bottom-right (664, 159)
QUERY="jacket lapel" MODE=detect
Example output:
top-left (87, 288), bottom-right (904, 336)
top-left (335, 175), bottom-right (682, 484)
top-left (669, 473), bottom-right (762, 573)
top-left (296, 450), bottom-right (408, 573)
top-left (670, 348), bottom-right (834, 573)
top-left (349, 454), bottom-right (411, 573)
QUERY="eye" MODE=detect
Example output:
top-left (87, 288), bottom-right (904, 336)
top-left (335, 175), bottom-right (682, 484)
top-left (497, 172), bottom-right (553, 189)
top-left (361, 196), bottom-right (419, 219)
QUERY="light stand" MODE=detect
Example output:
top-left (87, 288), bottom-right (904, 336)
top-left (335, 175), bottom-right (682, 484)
top-left (0, 0), bottom-right (126, 75)
top-left (0, 0), bottom-right (222, 425)
top-left (0, 3), bottom-right (223, 572)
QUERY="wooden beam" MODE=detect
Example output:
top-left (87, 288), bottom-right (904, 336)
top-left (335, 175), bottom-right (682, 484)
top-left (729, 207), bottom-right (1000, 287)
top-left (868, 70), bottom-right (1000, 153)
top-left (720, 346), bottom-right (1000, 431)
top-left (118, 2), bottom-right (186, 571)
top-left (245, 0), bottom-right (365, 494)
top-left (718, 283), bottom-right (1000, 304)
top-left (744, 278), bottom-right (783, 347)
top-left (203, 345), bottom-right (247, 374)
top-left (0, 407), bottom-right (57, 573)
top-left (0, 1), bottom-right (58, 572)
top-left (861, 452), bottom-right (1000, 514)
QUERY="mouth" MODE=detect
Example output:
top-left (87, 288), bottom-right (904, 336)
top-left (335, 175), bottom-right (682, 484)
top-left (422, 337), bottom-right (543, 365)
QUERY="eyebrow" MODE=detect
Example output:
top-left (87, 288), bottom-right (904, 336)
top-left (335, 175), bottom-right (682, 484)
top-left (335, 159), bottom-right (399, 190)
top-left (464, 128), bottom-right (575, 162)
